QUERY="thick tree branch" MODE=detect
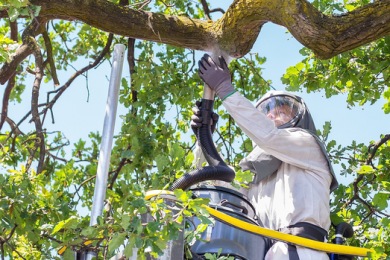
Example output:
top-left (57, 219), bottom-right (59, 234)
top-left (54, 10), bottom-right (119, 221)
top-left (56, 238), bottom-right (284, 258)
top-left (28, 0), bottom-right (213, 52)
top-left (3, 0), bottom-right (388, 85)
top-left (26, 0), bottom-right (390, 60)
top-left (274, 0), bottom-right (390, 58)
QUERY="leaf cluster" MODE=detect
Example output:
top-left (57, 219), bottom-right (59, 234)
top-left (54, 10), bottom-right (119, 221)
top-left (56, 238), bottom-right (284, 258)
top-left (0, 0), bottom-right (389, 259)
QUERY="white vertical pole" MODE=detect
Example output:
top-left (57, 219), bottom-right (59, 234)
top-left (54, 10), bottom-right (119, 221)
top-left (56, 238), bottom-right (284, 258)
top-left (86, 44), bottom-right (125, 260)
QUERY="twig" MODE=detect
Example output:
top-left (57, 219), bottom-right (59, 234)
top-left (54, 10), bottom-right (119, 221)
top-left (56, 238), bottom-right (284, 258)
top-left (40, 33), bottom-right (114, 119)
top-left (199, 0), bottom-right (225, 20)
top-left (367, 134), bottom-right (390, 166)
top-left (108, 156), bottom-right (132, 190)
top-left (42, 27), bottom-right (60, 86)
top-left (74, 175), bottom-right (96, 196)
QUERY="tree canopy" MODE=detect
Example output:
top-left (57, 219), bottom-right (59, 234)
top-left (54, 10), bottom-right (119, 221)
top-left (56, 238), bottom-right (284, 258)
top-left (0, 0), bottom-right (389, 259)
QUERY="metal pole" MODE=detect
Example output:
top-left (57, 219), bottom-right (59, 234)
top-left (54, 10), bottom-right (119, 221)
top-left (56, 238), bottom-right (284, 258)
top-left (85, 44), bottom-right (126, 260)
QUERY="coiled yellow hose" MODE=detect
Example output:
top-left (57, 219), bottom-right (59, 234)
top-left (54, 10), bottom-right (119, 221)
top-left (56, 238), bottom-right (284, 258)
top-left (145, 190), bottom-right (373, 257)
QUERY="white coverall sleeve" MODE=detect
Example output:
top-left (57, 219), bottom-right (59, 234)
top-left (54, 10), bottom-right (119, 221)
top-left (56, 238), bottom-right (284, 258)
top-left (222, 92), bottom-right (325, 173)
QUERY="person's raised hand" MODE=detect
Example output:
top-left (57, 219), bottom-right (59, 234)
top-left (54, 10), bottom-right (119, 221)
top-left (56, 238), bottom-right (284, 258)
top-left (198, 54), bottom-right (235, 100)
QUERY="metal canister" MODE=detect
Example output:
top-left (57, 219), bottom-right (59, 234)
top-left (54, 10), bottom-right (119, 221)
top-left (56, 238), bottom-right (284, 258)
top-left (188, 185), bottom-right (270, 260)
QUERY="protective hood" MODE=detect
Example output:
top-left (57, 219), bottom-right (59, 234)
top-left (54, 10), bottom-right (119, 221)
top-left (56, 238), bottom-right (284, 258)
top-left (241, 90), bottom-right (338, 192)
top-left (255, 90), bottom-right (317, 132)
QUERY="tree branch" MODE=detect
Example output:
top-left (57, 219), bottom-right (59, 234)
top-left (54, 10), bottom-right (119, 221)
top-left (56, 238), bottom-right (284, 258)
top-left (41, 33), bottom-right (114, 118)
top-left (5, 225), bottom-right (18, 241)
top-left (0, 20), bottom-right (19, 130)
top-left (282, 0), bottom-right (390, 58)
top-left (367, 134), bottom-right (390, 166)
top-left (22, 21), bottom-right (46, 173)
top-left (127, 38), bottom-right (138, 116)
top-left (108, 157), bottom-right (131, 190)
top-left (0, 114), bottom-right (24, 136)
top-left (42, 27), bottom-right (60, 86)
top-left (26, 0), bottom-right (390, 60)
top-left (0, 76), bottom-right (15, 131)
top-left (0, 225), bottom-right (19, 260)
top-left (3, 0), bottom-right (389, 86)
top-left (199, 0), bottom-right (225, 20)
top-left (0, 18), bottom-right (45, 85)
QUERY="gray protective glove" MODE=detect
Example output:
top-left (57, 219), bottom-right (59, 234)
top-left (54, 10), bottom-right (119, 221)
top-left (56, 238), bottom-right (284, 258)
top-left (190, 100), bottom-right (219, 134)
top-left (198, 54), bottom-right (236, 100)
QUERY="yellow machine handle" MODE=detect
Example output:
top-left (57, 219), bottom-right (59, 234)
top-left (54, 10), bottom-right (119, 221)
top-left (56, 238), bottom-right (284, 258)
top-left (145, 190), bottom-right (373, 257)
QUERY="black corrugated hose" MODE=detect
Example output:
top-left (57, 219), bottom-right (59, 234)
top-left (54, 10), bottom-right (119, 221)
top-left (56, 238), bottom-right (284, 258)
top-left (169, 99), bottom-right (235, 191)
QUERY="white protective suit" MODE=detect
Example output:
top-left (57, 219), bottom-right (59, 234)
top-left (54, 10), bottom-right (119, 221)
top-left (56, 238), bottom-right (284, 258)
top-left (221, 91), bottom-right (335, 260)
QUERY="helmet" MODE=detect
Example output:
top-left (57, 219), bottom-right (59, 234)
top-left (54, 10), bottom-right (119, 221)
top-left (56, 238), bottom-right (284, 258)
top-left (255, 91), bottom-right (316, 132)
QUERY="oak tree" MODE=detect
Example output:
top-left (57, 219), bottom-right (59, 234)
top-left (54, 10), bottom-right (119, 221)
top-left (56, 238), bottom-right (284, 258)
top-left (0, 0), bottom-right (389, 259)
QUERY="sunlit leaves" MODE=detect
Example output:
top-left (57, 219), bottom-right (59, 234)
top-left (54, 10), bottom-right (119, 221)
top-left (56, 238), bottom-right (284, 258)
top-left (108, 233), bottom-right (127, 254)
top-left (2, 0), bottom-right (41, 21)
top-left (372, 192), bottom-right (389, 210)
top-left (52, 216), bottom-right (79, 235)
top-left (230, 53), bottom-right (270, 101)
top-left (357, 165), bottom-right (374, 174)
top-left (0, 34), bottom-right (17, 63)
top-left (0, 0), bottom-right (389, 258)
top-left (153, 0), bottom-right (204, 18)
top-left (282, 37), bottom-right (390, 111)
top-left (232, 169), bottom-right (254, 188)
top-left (312, 0), bottom-right (371, 14)
top-left (326, 134), bottom-right (390, 259)
top-left (75, 24), bottom-right (110, 56)
top-left (383, 87), bottom-right (390, 113)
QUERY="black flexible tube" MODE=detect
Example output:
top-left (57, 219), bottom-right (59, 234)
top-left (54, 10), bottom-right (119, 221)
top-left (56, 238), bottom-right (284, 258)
top-left (197, 99), bottom-right (228, 167)
top-left (330, 222), bottom-right (354, 260)
top-left (169, 165), bottom-right (234, 191)
top-left (334, 222), bottom-right (354, 245)
top-left (169, 99), bottom-right (235, 191)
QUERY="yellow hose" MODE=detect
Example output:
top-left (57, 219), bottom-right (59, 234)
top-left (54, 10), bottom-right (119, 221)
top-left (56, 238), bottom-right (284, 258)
top-left (145, 190), bottom-right (175, 200)
top-left (145, 190), bottom-right (373, 257)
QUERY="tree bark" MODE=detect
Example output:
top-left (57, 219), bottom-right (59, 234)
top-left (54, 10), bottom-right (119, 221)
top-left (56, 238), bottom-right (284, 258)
top-left (21, 0), bottom-right (390, 59)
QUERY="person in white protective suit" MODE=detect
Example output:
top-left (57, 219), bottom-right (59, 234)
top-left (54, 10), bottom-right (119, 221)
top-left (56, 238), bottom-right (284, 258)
top-left (192, 54), bottom-right (339, 260)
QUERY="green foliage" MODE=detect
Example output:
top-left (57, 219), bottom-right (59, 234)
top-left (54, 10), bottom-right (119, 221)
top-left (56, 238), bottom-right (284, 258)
top-left (204, 248), bottom-right (235, 260)
top-left (326, 133), bottom-right (390, 259)
top-left (312, 0), bottom-right (371, 14)
top-left (0, 0), bottom-right (40, 21)
top-left (0, 33), bottom-right (16, 63)
top-left (282, 37), bottom-right (390, 112)
top-left (0, 0), bottom-right (389, 259)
